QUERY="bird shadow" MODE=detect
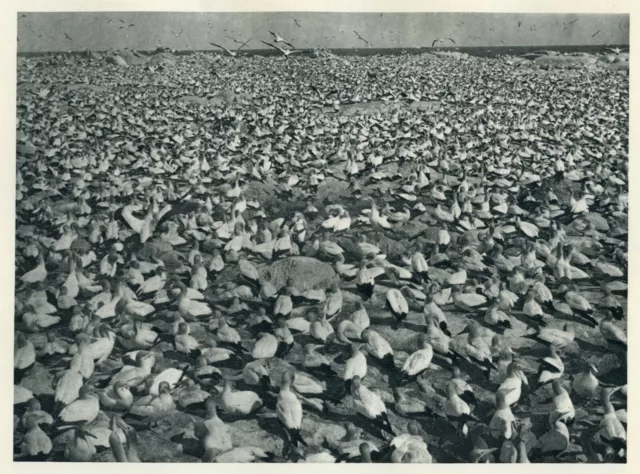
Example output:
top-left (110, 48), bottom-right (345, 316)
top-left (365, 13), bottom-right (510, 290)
top-left (170, 433), bottom-right (204, 458)
top-left (256, 415), bottom-right (293, 454)
top-left (574, 337), bottom-right (607, 354)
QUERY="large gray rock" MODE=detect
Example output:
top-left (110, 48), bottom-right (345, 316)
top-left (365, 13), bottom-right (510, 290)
top-left (231, 419), bottom-right (284, 455)
top-left (534, 55), bottom-right (597, 69)
top-left (433, 51), bottom-right (469, 61)
top-left (19, 364), bottom-right (54, 396)
top-left (107, 54), bottom-right (128, 67)
top-left (608, 62), bottom-right (629, 71)
top-left (117, 50), bottom-right (149, 66)
top-left (408, 100), bottom-right (441, 112)
top-left (265, 256), bottom-right (339, 292)
top-left (149, 54), bottom-right (176, 67)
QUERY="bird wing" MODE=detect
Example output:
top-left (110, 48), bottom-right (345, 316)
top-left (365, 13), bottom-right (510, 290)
top-left (209, 42), bottom-right (231, 54)
top-left (237, 38), bottom-right (252, 51)
top-left (261, 40), bottom-right (282, 52)
top-left (121, 205), bottom-right (145, 234)
top-left (540, 356), bottom-right (563, 373)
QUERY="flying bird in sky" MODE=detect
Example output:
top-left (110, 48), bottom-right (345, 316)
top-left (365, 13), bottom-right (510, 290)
top-left (563, 19), bottom-right (578, 29)
top-left (226, 36), bottom-right (245, 45)
top-left (64, 32), bottom-right (73, 41)
top-left (238, 38), bottom-right (252, 49)
top-left (172, 29), bottom-right (183, 38)
top-left (269, 31), bottom-right (295, 48)
top-left (607, 47), bottom-right (624, 54)
top-left (517, 21), bottom-right (522, 27)
top-left (18, 14), bottom-right (27, 20)
top-left (353, 30), bottom-right (370, 46)
top-left (592, 30), bottom-right (600, 38)
top-left (432, 37), bottom-right (456, 48)
top-left (209, 42), bottom-right (240, 57)
top-left (293, 18), bottom-right (301, 28)
top-left (261, 40), bottom-right (302, 57)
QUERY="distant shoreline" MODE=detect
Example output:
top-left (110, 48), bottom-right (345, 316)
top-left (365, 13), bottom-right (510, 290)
top-left (17, 44), bottom-right (629, 58)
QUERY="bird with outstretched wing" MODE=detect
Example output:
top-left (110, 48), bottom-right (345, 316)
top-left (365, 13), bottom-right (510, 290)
top-left (432, 37), bottom-right (456, 48)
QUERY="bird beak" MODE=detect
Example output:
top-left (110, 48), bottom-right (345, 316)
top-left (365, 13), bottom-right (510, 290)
top-left (81, 430), bottom-right (98, 439)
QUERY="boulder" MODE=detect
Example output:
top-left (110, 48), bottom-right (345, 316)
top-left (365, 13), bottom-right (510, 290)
top-left (408, 100), bottom-right (441, 112)
top-left (117, 50), bottom-right (149, 66)
top-left (433, 51), bottom-right (469, 61)
top-left (18, 363), bottom-right (54, 396)
top-left (419, 53), bottom-right (439, 61)
top-left (230, 418), bottom-right (284, 455)
top-left (180, 95), bottom-right (212, 106)
top-left (17, 142), bottom-right (36, 156)
top-left (314, 177), bottom-right (351, 205)
top-left (608, 62), bottom-right (629, 71)
top-left (199, 54), bottom-right (218, 64)
top-left (265, 256), bottom-right (339, 292)
top-left (107, 54), bottom-right (128, 67)
top-left (337, 101), bottom-right (401, 116)
top-left (584, 212), bottom-right (610, 232)
top-left (149, 54), bottom-right (176, 66)
top-left (395, 220), bottom-right (431, 240)
top-left (534, 55), bottom-right (597, 69)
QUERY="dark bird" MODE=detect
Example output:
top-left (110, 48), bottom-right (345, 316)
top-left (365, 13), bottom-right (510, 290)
top-left (432, 37), bottom-right (456, 48)
top-left (293, 18), bottom-right (301, 28)
top-left (518, 21), bottom-right (522, 27)
top-left (592, 30), bottom-right (600, 38)
top-left (268, 31), bottom-right (295, 49)
top-left (64, 32), bottom-right (73, 41)
top-left (119, 19), bottom-right (126, 24)
top-left (172, 29), bottom-right (183, 38)
top-left (353, 30), bottom-right (370, 46)
top-left (19, 14), bottom-right (27, 20)
top-left (563, 19), bottom-right (578, 29)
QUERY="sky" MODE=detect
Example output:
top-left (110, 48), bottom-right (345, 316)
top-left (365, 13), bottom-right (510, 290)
top-left (17, 12), bottom-right (629, 53)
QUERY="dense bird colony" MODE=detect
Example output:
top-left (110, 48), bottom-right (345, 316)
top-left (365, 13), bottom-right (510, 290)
top-left (14, 49), bottom-right (627, 463)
